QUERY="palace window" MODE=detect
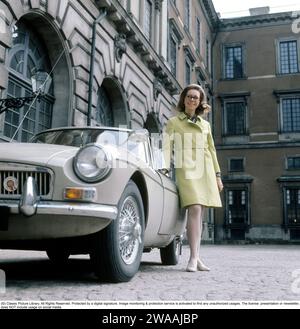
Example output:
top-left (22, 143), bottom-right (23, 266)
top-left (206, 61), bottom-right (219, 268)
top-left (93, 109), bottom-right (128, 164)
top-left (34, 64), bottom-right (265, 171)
top-left (184, 0), bottom-right (190, 31)
top-left (169, 35), bottom-right (177, 77)
top-left (144, 0), bottom-right (153, 41)
top-left (286, 188), bottom-right (300, 226)
top-left (287, 156), bottom-right (300, 170)
top-left (281, 97), bottom-right (300, 133)
top-left (185, 59), bottom-right (191, 85)
top-left (224, 101), bottom-right (247, 136)
top-left (168, 18), bottom-right (184, 78)
top-left (229, 158), bottom-right (245, 172)
top-left (196, 17), bottom-right (201, 53)
top-left (96, 86), bottom-right (113, 127)
top-left (223, 44), bottom-right (244, 79)
top-left (279, 40), bottom-right (299, 74)
top-left (226, 188), bottom-right (249, 240)
top-left (183, 45), bottom-right (196, 86)
top-left (4, 22), bottom-right (54, 142)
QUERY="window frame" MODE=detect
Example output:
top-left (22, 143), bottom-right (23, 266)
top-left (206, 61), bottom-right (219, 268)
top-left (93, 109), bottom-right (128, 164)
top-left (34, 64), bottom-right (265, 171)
top-left (4, 22), bottom-right (54, 142)
top-left (169, 32), bottom-right (178, 77)
top-left (184, 0), bottom-right (190, 32)
top-left (279, 95), bottom-right (300, 133)
top-left (224, 187), bottom-right (251, 228)
top-left (195, 17), bottom-right (201, 54)
top-left (222, 42), bottom-right (246, 80)
top-left (185, 57), bottom-right (192, 86)
top-left (168, 18), bottom-right (184, 79)
top-left (286, 156), bottom-right (300, 170)
top-left (228, 157), bottom-right (245, 173)
top-left (143, 0), bottom-right (153, 42)
top-left (276, 37), bottom-right (300, 75)
top-left (222, 98), bottom-right (248, 137)
top-left (283, 187), bottom-right (300, 228)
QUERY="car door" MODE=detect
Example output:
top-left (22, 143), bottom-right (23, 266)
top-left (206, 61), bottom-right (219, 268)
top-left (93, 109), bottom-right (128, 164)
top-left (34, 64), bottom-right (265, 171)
top-left (151, 141), bottom-right (184, 235)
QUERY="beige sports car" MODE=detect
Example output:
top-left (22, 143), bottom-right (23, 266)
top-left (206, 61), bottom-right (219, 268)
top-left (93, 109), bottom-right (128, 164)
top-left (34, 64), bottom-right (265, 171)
top-left (0, 127), bottom-right (185, 282)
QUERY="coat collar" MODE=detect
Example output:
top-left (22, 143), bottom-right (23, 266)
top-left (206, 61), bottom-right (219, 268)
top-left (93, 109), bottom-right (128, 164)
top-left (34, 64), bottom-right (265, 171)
top-left (177, 112), bottom-right (203, 130)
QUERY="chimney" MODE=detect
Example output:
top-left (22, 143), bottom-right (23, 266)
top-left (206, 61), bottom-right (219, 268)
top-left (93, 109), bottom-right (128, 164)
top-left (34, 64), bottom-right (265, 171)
top-left (249, 6), bottom-right (270, 16)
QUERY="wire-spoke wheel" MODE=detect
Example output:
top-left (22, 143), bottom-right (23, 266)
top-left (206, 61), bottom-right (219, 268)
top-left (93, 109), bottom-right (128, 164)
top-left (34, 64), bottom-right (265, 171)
top-left (119, 195), bottom-right (143, 265)
top-left (90, 180), bottom-right (145, 282)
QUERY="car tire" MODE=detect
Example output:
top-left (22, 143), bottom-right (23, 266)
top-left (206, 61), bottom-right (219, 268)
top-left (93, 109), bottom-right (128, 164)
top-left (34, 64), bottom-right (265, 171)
top-left (160, 236), bottom-right (181, 265)
top-left (46, 248), bottom-right (70, 264)
top-left (90, 180), bottom-right (145, 282)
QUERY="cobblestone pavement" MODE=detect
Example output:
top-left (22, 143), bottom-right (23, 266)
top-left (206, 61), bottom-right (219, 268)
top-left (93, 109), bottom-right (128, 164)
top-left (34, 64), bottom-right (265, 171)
top-left (0, 244), bottom-right (300, 302)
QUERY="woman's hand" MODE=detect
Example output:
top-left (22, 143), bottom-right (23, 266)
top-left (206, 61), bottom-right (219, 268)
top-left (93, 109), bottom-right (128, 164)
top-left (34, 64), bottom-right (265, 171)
top-left (158, 168), bottom-right (169, 176)
top-left (216, 177), bottom-right (223, 192)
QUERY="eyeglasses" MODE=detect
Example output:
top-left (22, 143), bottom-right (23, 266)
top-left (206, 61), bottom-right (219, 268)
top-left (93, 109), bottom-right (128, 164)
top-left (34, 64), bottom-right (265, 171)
top-left (186, 95), bottom-right (200, 101)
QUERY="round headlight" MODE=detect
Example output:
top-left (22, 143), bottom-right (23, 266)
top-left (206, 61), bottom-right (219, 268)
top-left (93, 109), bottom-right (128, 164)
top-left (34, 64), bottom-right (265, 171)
top-left (74, 144), bottom-right (112, 182)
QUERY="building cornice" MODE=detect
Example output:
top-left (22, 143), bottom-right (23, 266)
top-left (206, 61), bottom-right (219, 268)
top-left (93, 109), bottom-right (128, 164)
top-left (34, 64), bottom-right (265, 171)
top-left (222, 175), bottom-right (254, 183)
top-left (183, 45), bottom-right (197, 63)
top-left (218, 92), bottom-right (251, 99)
top-left (95, 0), bottom-right (181, 95)
top-left (219, 11), bottom-right (294, 31)
top-left (217, 142), bottom-right (300, 150)
top-left (273, 89), bottom-right (300, 96)
top-left (199, 0), bottom-right (220, 31)
top-left (169, 18), bottom-right (184, 42)
top-left (273, 89), bottom-right (300, 103)
top-left (277, 176), bottom-right (300, 183)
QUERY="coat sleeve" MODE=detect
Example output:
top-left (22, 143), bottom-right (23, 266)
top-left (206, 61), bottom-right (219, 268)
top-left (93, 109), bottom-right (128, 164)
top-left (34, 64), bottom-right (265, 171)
top-left (162, 119), bottom-right (174, 170)
top-left (207, 123), bottom-right (221, 173)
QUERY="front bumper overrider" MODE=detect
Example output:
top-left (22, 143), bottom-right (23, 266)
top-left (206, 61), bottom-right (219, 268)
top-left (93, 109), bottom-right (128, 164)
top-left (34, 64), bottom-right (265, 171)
top-left (0, 176), bottom-right (118, 220)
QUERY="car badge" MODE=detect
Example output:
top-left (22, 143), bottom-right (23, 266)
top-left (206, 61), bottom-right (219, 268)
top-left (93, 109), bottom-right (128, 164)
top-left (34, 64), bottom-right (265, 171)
top-left (3, 176), bottom-right (18, 192)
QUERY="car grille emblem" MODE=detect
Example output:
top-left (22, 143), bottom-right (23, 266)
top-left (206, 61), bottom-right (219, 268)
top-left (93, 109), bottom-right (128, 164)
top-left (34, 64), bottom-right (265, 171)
top-left (3, 176), bottom-right (18, 192)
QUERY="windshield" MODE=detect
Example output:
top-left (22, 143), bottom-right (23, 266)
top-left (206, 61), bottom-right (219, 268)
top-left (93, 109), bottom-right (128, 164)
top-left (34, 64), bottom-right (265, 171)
top-left (31, 129), bottom-right (148, 162)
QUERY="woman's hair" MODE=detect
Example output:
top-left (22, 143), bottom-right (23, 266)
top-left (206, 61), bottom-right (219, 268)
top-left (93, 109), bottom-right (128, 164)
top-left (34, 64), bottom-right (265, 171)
top-left (177, 84), bottom-right (211, 115)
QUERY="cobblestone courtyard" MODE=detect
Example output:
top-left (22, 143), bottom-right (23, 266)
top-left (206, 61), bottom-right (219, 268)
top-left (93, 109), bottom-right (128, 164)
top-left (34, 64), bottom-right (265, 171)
top-left (0, 244), bottom-right (300, 303)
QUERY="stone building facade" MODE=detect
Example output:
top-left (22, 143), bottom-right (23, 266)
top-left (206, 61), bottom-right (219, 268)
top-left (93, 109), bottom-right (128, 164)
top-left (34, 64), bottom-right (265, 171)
top-left (213, 8), bottom-right (300, 242)
top-left (0, 0), bottom-right (180, 141)
top-left (0, 0), bottom-right (215, 141)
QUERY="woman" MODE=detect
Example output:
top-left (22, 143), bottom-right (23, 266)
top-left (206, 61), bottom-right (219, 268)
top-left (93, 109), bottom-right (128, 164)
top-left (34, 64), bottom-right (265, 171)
top-left (163, 84), bottom-right (223, 272)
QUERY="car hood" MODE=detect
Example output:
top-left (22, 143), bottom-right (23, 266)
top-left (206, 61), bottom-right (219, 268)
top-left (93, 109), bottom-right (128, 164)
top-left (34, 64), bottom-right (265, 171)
top-left (0, 143), bottom-right (78, 166)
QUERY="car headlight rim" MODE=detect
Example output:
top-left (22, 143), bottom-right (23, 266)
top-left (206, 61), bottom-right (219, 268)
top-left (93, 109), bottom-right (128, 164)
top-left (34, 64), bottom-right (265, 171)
top-left (73, 144), bottom-right (112, 183)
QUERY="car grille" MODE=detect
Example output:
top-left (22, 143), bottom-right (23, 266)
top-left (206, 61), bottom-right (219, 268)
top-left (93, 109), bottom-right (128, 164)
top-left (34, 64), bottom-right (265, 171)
top-left (0, 163), bottom-right (53, 199)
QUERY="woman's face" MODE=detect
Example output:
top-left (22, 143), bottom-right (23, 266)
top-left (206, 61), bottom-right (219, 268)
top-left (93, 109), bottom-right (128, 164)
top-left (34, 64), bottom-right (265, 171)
top-left (184, 89), bottom-right (201, 112)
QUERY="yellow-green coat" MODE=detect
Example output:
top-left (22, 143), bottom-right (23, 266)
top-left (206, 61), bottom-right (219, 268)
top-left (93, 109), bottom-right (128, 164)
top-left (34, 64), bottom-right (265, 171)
top-left (163, 112), bottom-right (222, 208)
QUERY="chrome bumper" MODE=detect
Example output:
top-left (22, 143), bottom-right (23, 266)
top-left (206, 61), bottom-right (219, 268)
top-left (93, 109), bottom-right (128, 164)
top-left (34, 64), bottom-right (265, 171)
top-left (0, 200), bottom-right (118, 219)
top-left (0, 177), bottom-right (118, 220)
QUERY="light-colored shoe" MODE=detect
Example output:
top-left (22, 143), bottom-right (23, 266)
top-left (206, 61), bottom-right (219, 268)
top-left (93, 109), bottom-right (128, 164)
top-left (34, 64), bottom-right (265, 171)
top-left (197, 259), bottom-right (210, 271)
top-left (186, 259), bottom-right (197, 272)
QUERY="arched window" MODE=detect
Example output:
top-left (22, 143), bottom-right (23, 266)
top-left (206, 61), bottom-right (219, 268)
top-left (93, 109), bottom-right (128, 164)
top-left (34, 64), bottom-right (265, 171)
top-left (4, 22), bottom-right (54, 141)
top-left (96, 86), bottom-right (113, 126)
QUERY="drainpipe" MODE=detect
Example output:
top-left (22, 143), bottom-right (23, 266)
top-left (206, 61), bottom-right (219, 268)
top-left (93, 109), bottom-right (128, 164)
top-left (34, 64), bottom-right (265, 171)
top-left (211, 23), bottom-right (219, 138)
top-left (87, 8), bottom-right (107, 126)
top-left (210, 22), bottom-right (219, 244)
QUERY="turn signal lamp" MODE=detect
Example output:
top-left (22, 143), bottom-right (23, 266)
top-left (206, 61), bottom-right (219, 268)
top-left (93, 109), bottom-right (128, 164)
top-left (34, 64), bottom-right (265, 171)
top-left (64, 187), bottom-right (96, 201)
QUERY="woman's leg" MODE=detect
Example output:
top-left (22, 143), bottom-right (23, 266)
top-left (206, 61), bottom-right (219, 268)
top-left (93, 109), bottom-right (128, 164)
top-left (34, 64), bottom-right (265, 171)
top-left (197, 208), bottom-right (210, 271)
top-left (186, 204), bottom-right (203, 271)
